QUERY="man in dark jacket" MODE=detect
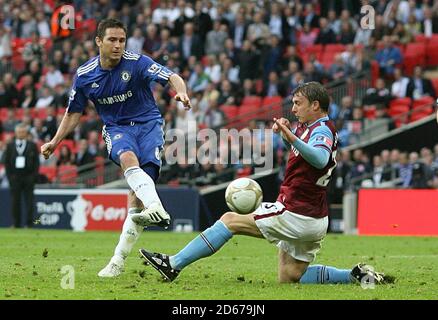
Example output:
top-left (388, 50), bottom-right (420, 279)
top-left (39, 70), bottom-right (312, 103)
top-left (3, 123), bottom-right (39, 228)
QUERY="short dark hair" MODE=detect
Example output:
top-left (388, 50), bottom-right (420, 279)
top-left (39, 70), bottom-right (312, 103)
top-left (96, 18), bottom-right (127, 39)
top-left (291, 81), bottom-right (330, 112)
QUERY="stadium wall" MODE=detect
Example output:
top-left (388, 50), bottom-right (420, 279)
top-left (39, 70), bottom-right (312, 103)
top-left (357, 189), bottom-right (438, 236)
top-left (0, 187), bottom-right (200, 231)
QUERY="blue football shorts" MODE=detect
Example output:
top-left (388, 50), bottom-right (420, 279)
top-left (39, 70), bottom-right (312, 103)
top-left (102, 119), bottom-right (164, 174)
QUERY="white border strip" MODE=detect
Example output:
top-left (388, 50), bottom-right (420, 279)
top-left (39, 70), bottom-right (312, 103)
top-left (35, 189), bottom-right (129, 195)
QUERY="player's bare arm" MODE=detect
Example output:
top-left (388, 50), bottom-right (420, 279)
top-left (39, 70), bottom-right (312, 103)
top-left (168, 73), bottom-right (191, 110)
top-left (40, 112), bottom-right (82, 159)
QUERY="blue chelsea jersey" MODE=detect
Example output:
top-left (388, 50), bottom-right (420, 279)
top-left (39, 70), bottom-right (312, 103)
top-left (67, 51), bottom-right (174, 126)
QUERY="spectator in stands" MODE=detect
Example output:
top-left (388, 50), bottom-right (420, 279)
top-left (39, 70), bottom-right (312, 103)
top-left (35, 11), bottom-right (50, 38)
top-left (22, 32), bottom-right (43, 66)
top-left (188, 63), bottom-right (210, 93)
top-left (375, 35), bottom-right (403, 77)
top-left (262, 71), bottom-right (286, 98)
top-left (362, 78), bottom-right (393, 108)
top-left (328, 54), bottom-right (351, 81)
top-left (35, 86), bottom-right (54, 109)
top-left (398, 151), bottom-right (412, 187)
top-left (1, 73), bottom-right (18, 108)
top-left (52, 50), bottom-right (69, 74)
top-left (205, 20), bottom-right (228, 56)
top-left (0, 26), bottom-right (12, 59)
top-left (192, 0), bottom-right (213, 45)
top-left (86, 130), bottom-right (101, 157)
top-left (350, 149), bottom-right (372, 187)
top-left (421, 5), bottom-right (438, 37)
top-left (2, 109), bottom-right (17, 133)
top-left (297, 23), bottom-right (317, 51)
top-left (328, 96), bottom-right (340, 121)
top-left (217, 79), bottom-right (236, 106)
top-left (372, 154), bottom-right (393, 187)
top-left (303, 61), bottom-right (326, 84)
top-left (338, 21), bottom-right (355, 44)
top-left (238, 40), bottom-right (260, 82)
top-left (200, 98), bottom-right (225, 128)
top-left (264, 35), bottom-right (283, 76)
top-left (126, 27), bottom-right (144, 55)
top-left (19, 88), bottom-right (37, 109)
top-left (80, 107), bottom-right (103, 139)
top-left (221, 56), bottom-right (239, 84)
top-left (45, 63), bottom-right (65, 89)
top-left (406, 66), bottom-right (436, 99)
top-left (391, 67), bottom-right (409, 98)
top-left (179, 22), bottom-right (203, 64)
top-left (315, 17), bottom-right (336, 45)
top-left (56, 144), bottom-right (74, 166)
top-left (204, 55), bottom-right (221, 84)
top-left (75, 139), bottom-right (95, 167)
top-left (280, 45), bottom-right (303, 72)
top-left (301, 3), bottom-right (320, 28)
top-left (247, 11), bottom-right (270, 48)
top-left (30, 118), bottom-right (49, 142)
top-left (409, 151), bottom-right (429, 189)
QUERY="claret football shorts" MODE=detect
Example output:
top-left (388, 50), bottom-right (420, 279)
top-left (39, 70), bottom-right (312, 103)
top-left (254, 201), bottom-right (328, 263)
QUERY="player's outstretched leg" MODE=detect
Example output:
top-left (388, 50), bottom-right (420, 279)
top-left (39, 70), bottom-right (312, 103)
top-left (98, 207), bottom-right (144, 277)
top-left (299, 263), bottom-right (394, 285)
top-left (140, 219), bottom-right (233, 281)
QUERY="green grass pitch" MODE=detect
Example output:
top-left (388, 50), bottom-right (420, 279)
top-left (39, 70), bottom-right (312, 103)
top-left (1, 229), bottom-right (437, 300)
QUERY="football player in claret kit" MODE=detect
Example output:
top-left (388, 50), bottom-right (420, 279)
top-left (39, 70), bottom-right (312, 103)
top-left (140, 82), bottom-right (393, 285)
top-left (40, 19), bottom-right (191, 277)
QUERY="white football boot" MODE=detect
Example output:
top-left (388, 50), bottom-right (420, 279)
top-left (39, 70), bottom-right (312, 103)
top-left (98, 255), bottom-right (124, 278)
top-left (130, 202), bottom-right (171, 228)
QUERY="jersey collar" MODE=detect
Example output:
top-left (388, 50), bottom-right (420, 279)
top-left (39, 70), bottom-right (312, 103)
top-left (306, 115), bottom-right (329, 127)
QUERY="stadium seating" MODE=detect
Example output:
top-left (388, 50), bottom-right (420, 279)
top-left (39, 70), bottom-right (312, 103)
top-left (39, 166), bottom-right (57, 182)
top-left (220, 105), bottom-right (238, 120)
top-left (57, 165), bottom-right (78, 185)
top-left (241, 96), bottom-right (262, 108)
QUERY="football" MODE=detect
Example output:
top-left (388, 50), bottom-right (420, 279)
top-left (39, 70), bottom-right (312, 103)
top-left (225, 178), bottom-right (263, 214)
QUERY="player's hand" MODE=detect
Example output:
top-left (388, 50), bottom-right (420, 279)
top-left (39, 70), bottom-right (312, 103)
top-left (272, 117), bottom-right (290, 133)
top-left (175, 92), bottom-right (191, 110)
top-left (273, 117), bottom-right (295, 143)
top-left (41, 142), bottom-right (57, 160)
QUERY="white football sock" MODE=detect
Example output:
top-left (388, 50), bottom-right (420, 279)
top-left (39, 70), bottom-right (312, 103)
top-left (124, 166), bottom-right (162, 208)
top-left (114, 208), bottom-right (144, 260)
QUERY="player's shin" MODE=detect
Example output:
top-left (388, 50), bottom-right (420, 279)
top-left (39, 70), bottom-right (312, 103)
top-left (124, 166), bottom-right (162, 208)
top-left (299, 265), bottom-right (353, 284)
top-left (169, 220), bottom-right (233, 271)
top-left (114, 208), bottom-right (144, 259)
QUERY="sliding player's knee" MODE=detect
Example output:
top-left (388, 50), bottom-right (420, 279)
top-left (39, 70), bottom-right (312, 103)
top-left (219, 212), bottom-right (239, 233)
top-left (278, 268), bottom-right (303, 283)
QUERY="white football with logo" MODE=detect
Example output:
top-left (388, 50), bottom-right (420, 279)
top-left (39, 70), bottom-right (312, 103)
top-left (225, 178), bottom-right (263, 215)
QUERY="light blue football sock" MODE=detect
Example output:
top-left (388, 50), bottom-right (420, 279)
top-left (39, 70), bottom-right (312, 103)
top-left (169, 220), bottom-right (233, 271)
top-left (299, 265), bottom-right (353, 284)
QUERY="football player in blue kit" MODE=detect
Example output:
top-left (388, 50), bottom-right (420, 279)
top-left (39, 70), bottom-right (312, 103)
top-left (41, 19), bottom-right (191, 277)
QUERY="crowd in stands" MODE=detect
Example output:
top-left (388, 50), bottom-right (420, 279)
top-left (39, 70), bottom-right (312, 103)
top-left (328, 144), bottom-right (438, 203)
top-left (0, 0), bottom-right (438, 186)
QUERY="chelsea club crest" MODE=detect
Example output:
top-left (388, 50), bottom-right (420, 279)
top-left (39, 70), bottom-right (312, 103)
top-left (121, 71), bottom-right (131, 82)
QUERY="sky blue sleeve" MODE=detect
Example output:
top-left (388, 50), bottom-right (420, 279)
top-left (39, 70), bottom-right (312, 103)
top-left (66, 74), bottom-right (87, 113)
top-left (139, 55), bottom-right (174, 86)
top-left (291, 126), bottom-right (333, 169)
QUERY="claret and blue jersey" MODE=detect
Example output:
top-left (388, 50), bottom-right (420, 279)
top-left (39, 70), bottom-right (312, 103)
top-left (67, 50), bottom-right (174, 126)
